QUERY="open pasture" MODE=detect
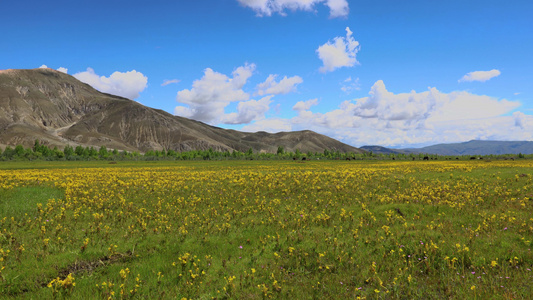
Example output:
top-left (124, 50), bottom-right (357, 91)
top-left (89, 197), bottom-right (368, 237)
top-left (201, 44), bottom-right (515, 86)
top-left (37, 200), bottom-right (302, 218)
top-left (0, 160), bottom-right (532, 299)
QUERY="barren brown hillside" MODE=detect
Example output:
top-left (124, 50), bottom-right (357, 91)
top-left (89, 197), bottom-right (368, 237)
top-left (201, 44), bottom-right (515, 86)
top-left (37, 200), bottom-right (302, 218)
top-left (0, 68), bottom-right (363, 154)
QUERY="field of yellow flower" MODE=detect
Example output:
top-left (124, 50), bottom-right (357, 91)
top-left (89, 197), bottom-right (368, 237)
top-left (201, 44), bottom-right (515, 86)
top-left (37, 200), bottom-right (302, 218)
top-left (0, 160), bottom-right (532, 298)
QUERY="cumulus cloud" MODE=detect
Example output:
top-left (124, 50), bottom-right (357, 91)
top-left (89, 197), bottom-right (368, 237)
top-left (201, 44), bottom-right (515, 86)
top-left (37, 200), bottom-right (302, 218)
top-left (459, 69), bottom-right (501, 82)
top-left (161, 79), bottom-right (180, 86)
top-left (247, 80), bottom-right (525, 147)
top-left (236, 0), bottom-right (349, 18)
top-left (324, 0), bottom-right (349, 18)
top-left (339, 80), bottom-right (519, 129)
top-left (73, 68), bottom-right (148, 99)
top-left (317, 27), bottom-right (360, 73)
top-left (293, 98), bottom-right (318, 112)
top-left (428, 92), bottom-right (519, 123)
top-left (256, 74), bottom-right (303, 96)
top-left (513, 111), bottom-right (533, 130)
top-left (222, 96), bottom-right (274, 124)
top-left (175, 64), bottom-right (303, 125)
top-left (349, 80), bottom-right (440, 123)
top-left (39, 65), bottom-right (48, 69)
top-left (176, 65), bottom-right (254, 106)
top-left (174, 64), bottom-right (255, 124)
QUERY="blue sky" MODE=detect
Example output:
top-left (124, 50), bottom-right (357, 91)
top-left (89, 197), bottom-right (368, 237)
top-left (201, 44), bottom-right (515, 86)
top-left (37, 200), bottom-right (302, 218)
top-left (2, 0), bottom-right (532, 148)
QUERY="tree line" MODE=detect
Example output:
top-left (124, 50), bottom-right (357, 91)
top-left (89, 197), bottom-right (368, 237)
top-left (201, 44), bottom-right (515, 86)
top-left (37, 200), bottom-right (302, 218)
top-left (0, 140), bottom-right (529, 162)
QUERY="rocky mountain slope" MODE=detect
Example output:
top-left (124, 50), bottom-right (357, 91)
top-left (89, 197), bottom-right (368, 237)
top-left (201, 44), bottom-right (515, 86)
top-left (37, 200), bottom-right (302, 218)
top-left (0, 68), bottom-right (362, 154)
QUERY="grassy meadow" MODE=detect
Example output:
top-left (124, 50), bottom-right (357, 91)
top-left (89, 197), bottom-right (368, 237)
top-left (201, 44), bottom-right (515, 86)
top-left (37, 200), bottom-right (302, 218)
top-left (0, 160), bottom-right (532, 299)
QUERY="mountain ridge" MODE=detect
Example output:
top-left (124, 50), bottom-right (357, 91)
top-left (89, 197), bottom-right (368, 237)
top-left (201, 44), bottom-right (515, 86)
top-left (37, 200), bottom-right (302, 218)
top-left (362, 140), bottom-right (533, 156)
top-left (0, 68), bottom-right (363, 154)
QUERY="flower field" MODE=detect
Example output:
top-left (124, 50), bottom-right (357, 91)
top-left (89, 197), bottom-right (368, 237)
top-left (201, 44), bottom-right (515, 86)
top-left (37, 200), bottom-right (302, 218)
top-left (0, 160), bottom-right (532, 299)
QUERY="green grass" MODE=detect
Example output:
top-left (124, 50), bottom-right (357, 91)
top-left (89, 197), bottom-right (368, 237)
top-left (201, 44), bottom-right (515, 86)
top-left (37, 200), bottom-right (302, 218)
top-left (0, 186), bottom-right (64, 219)
top-left (0, 160), bottom-right (532, 299)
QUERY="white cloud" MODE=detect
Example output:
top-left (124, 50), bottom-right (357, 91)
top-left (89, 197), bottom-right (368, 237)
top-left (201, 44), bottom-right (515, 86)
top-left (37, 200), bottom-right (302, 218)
top-left (73, 68), bottom-right (148, 100)
top-left (345, 80), bottom-right (519, 126)
top-left (292, 100), bottom-right (364, 130)
top-left (175, 64), bottom-right (303, 125)
top-left (256, 74), bottom-right (303, 96)
top-left (248, 80), bottom-right (526, 147)
top-left (513, 111), bottom-right (533, 130)
top-left (293, 98), bottom-right (318, 112)
top-left (161, 79), bottom-right (180, 86)
top-left (174, 64), bottom-right (255, 124)
top-left (37, 65), bottom-right (68, 73)
top-left (222, 96), bottom-right (273, 124)
top-left (459, 69), bottom-right (501, 82)
top-left (176, 65), bottom-right (253, 106)
top-left (317, 27), bottom-right (360, 73)
top-left (236, 0), bottom-right (349, 18)
top-left (428, 91), bottom-right (519, 123)
top-left (341, 76), bottom-right (360, 94)
top-left (325, 0), bottom-right (349, 18)
top-left (350, 80), bottom-right (441, 123)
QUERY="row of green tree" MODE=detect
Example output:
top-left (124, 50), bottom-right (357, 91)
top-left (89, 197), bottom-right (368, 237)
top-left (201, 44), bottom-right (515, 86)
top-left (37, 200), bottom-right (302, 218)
top-left (0, 140), bottom-right (529, 162)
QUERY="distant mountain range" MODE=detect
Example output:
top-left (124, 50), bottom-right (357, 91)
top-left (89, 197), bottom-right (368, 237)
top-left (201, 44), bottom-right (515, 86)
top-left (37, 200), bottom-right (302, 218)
top-left (0, 68), bottom-right (362, 154)
top-left (362, 140), bottom-right (533, 156)
top-left (359, 145), bottom-right (405, 155)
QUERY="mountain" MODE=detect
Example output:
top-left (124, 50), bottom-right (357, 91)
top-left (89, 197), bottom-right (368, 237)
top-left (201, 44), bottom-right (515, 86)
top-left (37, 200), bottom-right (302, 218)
top-left (402, 140), bottom-right (533, 156)
top-left (359, 145), bottom-right (405, 154)
top-left (362, 140), bottom-right (533, 156)
top-left (0, 68), bottom-right (363, 154)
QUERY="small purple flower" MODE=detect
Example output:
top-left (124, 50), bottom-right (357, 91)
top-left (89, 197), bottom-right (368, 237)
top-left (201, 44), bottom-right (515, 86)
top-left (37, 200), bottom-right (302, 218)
top-left (504, 227), bottom-right (508, 230)
top-left (471, 272), bottom-right (475, 275)
top-left (239, 245), bottom-right (243, 249)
